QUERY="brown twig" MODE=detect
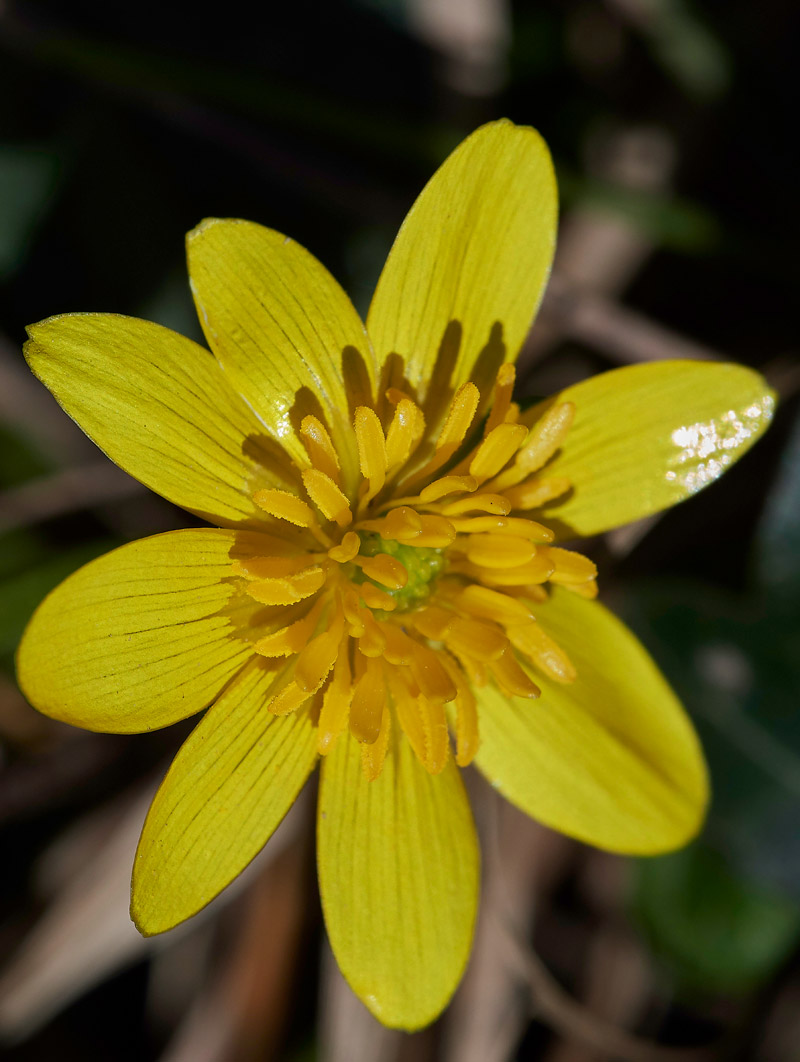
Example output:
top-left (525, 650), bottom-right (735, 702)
top-left (0, 461), bottom-right (145, 532)
top-left (500, 929), bottom-right (716, 1062)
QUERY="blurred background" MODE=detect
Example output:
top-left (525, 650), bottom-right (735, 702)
top-left (1, 1), bottom-right (799, 1059)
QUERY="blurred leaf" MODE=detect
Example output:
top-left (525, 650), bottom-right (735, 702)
top-left (755, 408), bottom-right (800, 608)
top-left (619, 581), bottom-right (800, 897)
top-left (0, 145), bottom-right (60, 279)
top-left (559, 171), bottom-right (719, 252)
top-left (0, 424), bottom-right (51, 487)
top-left (0, 541), bottom-right (117, 670)
top-left (634, 843), bottom-right (800, 995)
top-left (629, 0), bottom-right (731, 99)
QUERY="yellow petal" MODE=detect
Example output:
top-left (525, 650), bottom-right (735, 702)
top-left (24, 314), bottom-right (294, 528)
top-left (534, 361), bottom-right (775, 538)
top-left (473, 588), bottom-right (708, 853)
top-left (16, 529), bottom-right (256, 733)
top-left (187, 218), bottom-right (375, 492)
top-left (132, 658), bottom-right (318, 935)
top-left (367, 120), bottom-right (556, 422)
top-left (318, 732), bottom-right (479, 1029)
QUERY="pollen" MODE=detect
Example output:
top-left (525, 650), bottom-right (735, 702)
top-left (239, 363), bottom-right (594, 780)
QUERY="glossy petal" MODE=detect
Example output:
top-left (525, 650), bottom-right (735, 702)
top-left (535, 360), bottom-right (775, 538)
top-left (318, 732), bottom-right (479, 1029)
top-left (25, 314), bottom-right (294, 528)
top-left (367, 120), bottom-right (557, 419)
top-left (132, 658), bottom-right (318, 935)
top-left (474, 588), bottom-right (708, 854)
top-left (16, 529), bottom-right (259, 733)
top-left (187, 218), bottom-right (375, 492)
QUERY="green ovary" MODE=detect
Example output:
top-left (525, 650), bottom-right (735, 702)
top-left (356, 532), bottom-right (446, 612)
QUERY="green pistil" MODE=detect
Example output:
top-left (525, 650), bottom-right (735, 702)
top-left (355, 532), bottom-right (446, 612)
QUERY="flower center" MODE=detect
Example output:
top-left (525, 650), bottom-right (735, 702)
top-left (353, 533), bottom-right (445, 613)
top-left (234, 361), bottom-right (598, 781)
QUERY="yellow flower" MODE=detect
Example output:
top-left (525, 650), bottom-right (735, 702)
top-left (17, 120), bottom-right (774, 1029)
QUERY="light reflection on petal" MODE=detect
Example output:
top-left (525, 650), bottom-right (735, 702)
top-left (666, 394), bottom-right (774, 493)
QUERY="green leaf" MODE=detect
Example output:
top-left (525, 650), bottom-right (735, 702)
top-left (634, 844), bottom-right (800, 996)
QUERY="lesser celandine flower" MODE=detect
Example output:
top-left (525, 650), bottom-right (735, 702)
top-left (17, 120), bottom-right (774, 1028)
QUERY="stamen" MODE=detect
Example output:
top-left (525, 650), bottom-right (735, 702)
top-left (490, 402), bottom-right (574, 491)
top-left (350, 656), bottom-right (385, 743)
top-left (246, 566), bottom-right (327, 605)
top-left (302, 468), bottom-right (352, 527)
top-left (503, 476), bottom-right (571, 510)
top-left (385, 398), bottom-right (426, 473)
top-left (439, 653), bottom-right (479, 767)
top-left (464, 534), bottom-right (537, 569)
top-left (253, 489), bottom-right (317, 528)
top-left (300, 415), bottom-right (341, 485)
top-left (454, 584), bottom-right (534, 625)
top-left (328, 531), bottom-right (360, 563)
top-left (468, 423), bottom-right (528, 482)
top-left (409, 641), bottom-right (457, 703)
top-left (506, 621), bottom-right (577, 683)
top-left (254, 596), bottom-right (326, 657)
top-left (317, 635), bottom-right (353, 754)
top-left (489, 647), bottom-right (540, 699)
top-left (483, 363), bottom-right (516, 435)
top-left (356, 553), bottom-right (408, 590)
top-left (359, 584), bottom-right (397, 611)
top-left (294, 611), bottom-right (345, 692)
top-left (418, 475), bottom-right (478, 503)
top-left (361, 703), bottom-right (392, 780)
top-left (399, 381), bottom-right (479, 490)
top-left (355, 406), bottom-right (387, 500)
top-left (444, 616), bottom-right (508, 661)
top-left (451, 516), bottom-right (554, 542)
top-left (441, 493), bottom-right (511, 517)
top-left (538, 546), bottom-right (598, 585)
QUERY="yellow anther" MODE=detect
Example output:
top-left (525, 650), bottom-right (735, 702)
top-left (441, 493), bottom-right (511, 517)
top-left (465, 533), bottom-right (537, 569)
top-left (491, 402), bottom-right (575, 491)
top-left (245, 566), bottom-right (326, 605)
top-left (507, 621), bottom-right (577, 683)
top-left (354, 406), bottom-right (387, 495)
top-left (483, 362), bottom-right (516, 435)
top-left (444, 616), bottom-right (508, 661)
top-left (490, 647), bottom-right (540, 699)
top-left (385, 398), bottom-right (426, 472)
top-left (328, 531), bottom-right (360, 563)
top-left (414, 514), bottom-right (456, 548)
top-left (382, 624), bottom-right (416, 665)
top-left (418, 475), bottom-right (478, 503)
top-left (317, 638), bottom-right (353, 755)
top-left (517, 401), bottom-right (575, 474)
top-left (440, 653), bottom-right (479, 768)
top-left (268, 680), bottom-right (310, 717)
top-left (302, 468), bottom-right (352, 527)
top-left (253, 597), bottom-right (326, 657)
top-left (503, 476), bottom-right (571, 510)
top-left (417, 693), bottom-right (449, 775)
top-left (350, 656), bottom-right (385, 743)
top-left (436, 382), bottom-right (480, 454)
top-left (466, 554), bottom-right (555, 587)
top-left (455, 584), bottom-right (533, 625)
top-left (359, 583), bottom-right (397, 611)
top-left (300, 415), bottom-right (341, 485)
top-left (253, 488), bottom-right (317, 528)
top-left (469, 423), bottom-right (528, 482)
top-left (358, 553), bottom-right (408, 590)
top-left (357, 611), bottom-right (387, 657)
top-left (451, 516), bottom-right (554, 542)
top-left (409, 642), bottom-right (457, 703)
top-left (538, 546), bottom-right (598, 585)
top-left (294, 617), bottom-right (344, 692)
top-left (361, 705), bottom-right (391, 780)
top-left (235, 555), bottom-right (314, 580)
top-left (382, 505), bottom-right (423, 540)
top-left (412, 605), bottom-right (454, 641)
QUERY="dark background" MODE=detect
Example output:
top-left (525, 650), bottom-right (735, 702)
top-left (1, 1), bottom-right (799, 1059)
